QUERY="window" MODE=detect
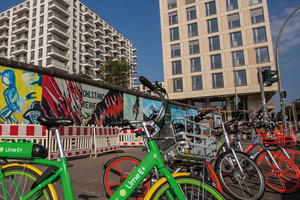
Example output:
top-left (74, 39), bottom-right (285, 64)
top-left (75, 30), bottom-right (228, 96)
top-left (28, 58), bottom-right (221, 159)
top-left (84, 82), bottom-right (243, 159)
top-left (32, 29), bottom-right (36, 37)
top-left (172, 60), bottom-right (182, 75)
top-left (39, 26), bottom-right (43, 35)
top-left (192, 75), bottom-right (203, 90)
top-left (169, 11), bottom-right (178, 25)
top-left (185, 0), bottom-right (195, 5)
top-left (253, 27), bottom-right (267, 43)
top-left (40, 15), bottom-right (44, 24)
top-left (38, 60), bottom-right (42, 66)
top-left (168, 0), bottom-right (177, 9)
top-left (188, 23), bottom-right (198, 37)
top-left (212, 73), bottom-right (224, 88)
top-left (191, 57), bottom-right (201, 72)
top-left (228, 13), bottom-right (240, 29)
top-left (207, 18), bottom-right (218, 33)
top-left (39, 37), bottom-right (43, 47)
top-left (226, 0), bottom-right (238, 11)
top-left (170, 27), bottom-right (179, 41)
top-left (40, 5), bottom-right (44, 13)
top-left (232, 50), bottom-right (245, 66)
top-left (32, 18), bottom-right (36, 27)
top-left (249, 0), bottom-right (262, 6)
top-left (209, 36), bottom-right (220, 51)
top-left (189, 40), bottom-right (200, 54)
top-left (251, 8), bottom-right (264, 24)
top-left (38, 48), bottom-right (43, 58)
top-left (234, 70), bottom-right (247, 86)
top-left (173, 78), bottom-right (183, 92)
top-left (230, 31), bottom-right (242, 47)
top-left (255, 46), bottom-right (269, 63)
top-left (210, 54), bottom-right (222, 69)
top-left (186, 6), bottom-right (196, 21)
top-left (31, 40), bottom-right (35, 48)
top-left (171, 43), bottom-right (180, 58)
top-left (30, 51), bottom-right (34, 60)
top-left (206, 1), bottom-right (216, 16)
top-left (33, 8), bottom-right (37, 17)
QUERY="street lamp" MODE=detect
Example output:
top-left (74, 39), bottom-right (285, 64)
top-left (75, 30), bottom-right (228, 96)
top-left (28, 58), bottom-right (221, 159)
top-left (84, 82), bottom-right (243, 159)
top-left (275, 6), bottom-right (300, 130)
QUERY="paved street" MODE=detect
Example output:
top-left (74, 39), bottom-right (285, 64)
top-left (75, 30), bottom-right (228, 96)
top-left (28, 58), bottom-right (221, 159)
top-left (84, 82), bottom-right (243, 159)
top-left (52, 147), bottom-right (300, 200)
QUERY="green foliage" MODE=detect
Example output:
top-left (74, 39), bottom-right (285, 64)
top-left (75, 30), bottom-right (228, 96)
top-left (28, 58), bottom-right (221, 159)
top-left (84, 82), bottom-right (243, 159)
top-left (99, 57), bottom-right (132, 89)
top-left (76, 72), bottom-right (92, 79)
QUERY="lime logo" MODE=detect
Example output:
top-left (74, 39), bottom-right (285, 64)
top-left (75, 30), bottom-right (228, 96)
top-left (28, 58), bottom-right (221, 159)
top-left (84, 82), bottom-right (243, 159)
top-left (120, 189), bottom-right (126, 197)
top-left (0, 147), bottom-right (3, 152)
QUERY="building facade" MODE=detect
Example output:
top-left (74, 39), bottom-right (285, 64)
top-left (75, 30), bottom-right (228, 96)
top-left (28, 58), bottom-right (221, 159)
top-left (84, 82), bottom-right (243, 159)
top-left (159, 0), bottom-right (277, 113)
top-left (0, 0), bottom-right (138, 88)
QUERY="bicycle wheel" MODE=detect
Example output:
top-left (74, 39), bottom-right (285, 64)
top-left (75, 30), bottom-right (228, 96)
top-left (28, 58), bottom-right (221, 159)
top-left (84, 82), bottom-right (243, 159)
top-left (0, 164), bottom-right (57, 200)
top-left (145, 174), bottom-right (225, 200)
top-left (256, 150), bottom-right (300, 193)
top-left (215, 151), bottom-right (265, 200)
top-left (103, 156), bottom-right (150, 200)
top-left (278, 148), bottom-right (300, 170)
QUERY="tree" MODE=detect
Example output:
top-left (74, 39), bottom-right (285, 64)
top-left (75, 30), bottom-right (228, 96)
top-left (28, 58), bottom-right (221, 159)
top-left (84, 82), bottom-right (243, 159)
top-left (99, 57), bottom-right (132, 89)
top-left (75, 72), bottom-right (92, 79)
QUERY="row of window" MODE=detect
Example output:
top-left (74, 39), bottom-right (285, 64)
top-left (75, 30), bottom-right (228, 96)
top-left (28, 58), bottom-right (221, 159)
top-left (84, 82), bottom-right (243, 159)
top-left (173, 69), bottom-right (248, 92)
top-left (167, 0), bottom-right (262, 11)
top-left (171, 46), bottom-right (269, 76)
top-left (171, 26), bottom-right (267, 59)
top-left (169, 7), bottom-right (264, 42)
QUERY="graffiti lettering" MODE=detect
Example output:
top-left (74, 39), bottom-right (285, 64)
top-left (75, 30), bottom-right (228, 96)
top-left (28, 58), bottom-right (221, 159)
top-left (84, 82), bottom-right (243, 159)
top-left (83, 90), bottom-right (105, 100)
top-left (82, 101), bottom-right (97, 109)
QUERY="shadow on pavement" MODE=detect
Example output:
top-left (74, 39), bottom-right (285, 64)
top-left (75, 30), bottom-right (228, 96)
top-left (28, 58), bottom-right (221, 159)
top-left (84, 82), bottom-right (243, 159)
top-left (78, 194), bottom-right (99, 199)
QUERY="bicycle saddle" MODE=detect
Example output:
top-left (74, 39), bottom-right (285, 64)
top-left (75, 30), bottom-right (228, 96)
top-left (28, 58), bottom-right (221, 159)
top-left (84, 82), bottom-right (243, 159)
top-left (37, 116), bottom-right (74, 129)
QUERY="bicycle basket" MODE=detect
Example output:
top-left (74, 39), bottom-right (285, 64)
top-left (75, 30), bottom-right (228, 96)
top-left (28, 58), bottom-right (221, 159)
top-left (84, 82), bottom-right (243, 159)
top-left (277, 129), bottom-right (297, 147)
top-left (256, 129), bottom-right (278, 145)
top-left (157, 118), bottom-right (217, 166)
top-left (256, 128), bottom-right (297, 147)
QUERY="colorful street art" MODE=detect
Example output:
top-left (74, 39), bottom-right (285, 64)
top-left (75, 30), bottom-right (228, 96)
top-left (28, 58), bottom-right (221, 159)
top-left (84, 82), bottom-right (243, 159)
top-left (123, 94), bottom-right (143, 121)
top-left (87, 90), bottom-right (123, 127)
top-left (42, 75), bottom-right (83, 125)
top-left (0, 66), bottom-right (42, 124)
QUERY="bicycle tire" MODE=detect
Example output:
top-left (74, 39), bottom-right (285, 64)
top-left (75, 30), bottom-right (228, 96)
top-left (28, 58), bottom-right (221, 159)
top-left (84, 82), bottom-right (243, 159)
top-left (256, 150), bottom-right (300, 193)
top-left (103, 156), bottom-right (150, 200)
top-left (144, 174), bottom-right (225, 200)
top-left (278, 148), bottom-right (300, 170)
top-left (0, 163), bottom-right (57, 200)
top-left (215, 151), bottom-right (265, 200)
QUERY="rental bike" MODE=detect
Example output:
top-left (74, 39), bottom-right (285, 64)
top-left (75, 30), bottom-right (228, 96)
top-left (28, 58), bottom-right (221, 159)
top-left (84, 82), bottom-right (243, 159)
top-left (105, 76), bottom-right (226, 200)
top-left (0, 116), bottom-right (75, 199)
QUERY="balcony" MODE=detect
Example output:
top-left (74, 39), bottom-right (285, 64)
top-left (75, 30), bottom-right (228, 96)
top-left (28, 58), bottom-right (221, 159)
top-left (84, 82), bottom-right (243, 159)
top-left (103, 51), bottom-right (111, 58)
top-left (0, 13), bottom-right (9, 22)
top-left (83, 19), bottom-right (93, 28)
top-left (94, 35), bottom-right (103, 44)
top-left (83, 59), bottom-right (94, 68)
top-left (12, 23), bottom-right (29, 35)
top-left (94, 45), bottom-right (104, 53)
top-left (83, 9), bottom-right (93, 18)
top-left (47, 45), bottom-right (69, 61)
top-left (49, 0), bottom-right (69, 17)
top-left (0, 21), bottom-right (9, 32)
top-left (104, 25), bottom-right (112, 32)
top-left (47, 57), bottom-right (68, 72)
top-left (0, 32), bottom-right (8, 41)
top-left (111, 48), bottom-right (119, 54)
top-left (83, 38), bottom-right (93, 47)
top-left (48, 11), bottom-right (69, 28)
top-left (112, 40), bottom-right (120, 46)
top-left (0, 41), bottom-right (8, 51)
top-left (57, 0), bottom-right (70, 6)
top-left (112, 31), bottom-right (119, 38)
top-left (132, 55), bottom-right (138, 59)
top-left (83, 28), bottom-right (93, 38)
top-left (13, 12), bottom-right (29, 24)
top-left (103, 33), bottom-right (112, 41)
top-left (0, 51), bottom-right (8, 57)
top-left (103, 42), bottom-right (112, 49)
top-left (119, 45), bottom-right (126, 50)
top-left (132, 47), bottom-right (137, 52)
top-left (14, 3), bottom-right (30, 15)
top-left (12, 44), bottom-right (28, 56)
top-left (133, 62), bottom-right (138, 66)
top-left (13, 55), bottom-right (27, 62)
top-left (94, 55), bottom-right (104, 63)
top-left (12, 33), bottom-right (28, 45)
top-left (83, 48), bottom-right (93, 58)
top-left (47, 34), bottom-right (69, 50)
top-left (48, 22), bottom-right (69, 38)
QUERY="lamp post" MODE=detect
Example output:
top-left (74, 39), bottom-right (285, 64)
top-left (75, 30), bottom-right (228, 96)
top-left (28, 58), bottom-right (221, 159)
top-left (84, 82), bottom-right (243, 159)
top-left (275, 6), bottom-right (300, 130)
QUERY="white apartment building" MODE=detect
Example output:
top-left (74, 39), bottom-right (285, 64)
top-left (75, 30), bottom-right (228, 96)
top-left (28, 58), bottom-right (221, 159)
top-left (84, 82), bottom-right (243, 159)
top-left (0, 0), bottom-right (138, 87)
top-left (159, 0), bottom-right (278, 113)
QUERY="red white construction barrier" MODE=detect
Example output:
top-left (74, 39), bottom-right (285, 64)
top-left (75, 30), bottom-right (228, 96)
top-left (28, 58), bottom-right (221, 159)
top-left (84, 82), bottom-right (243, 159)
top-left (118, 128), bottom-right (144, 146)
top-left (93, 127), bottom-right (119, 157)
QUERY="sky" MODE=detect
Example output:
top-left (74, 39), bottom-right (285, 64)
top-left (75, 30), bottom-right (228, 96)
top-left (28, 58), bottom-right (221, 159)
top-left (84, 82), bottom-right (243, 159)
top-left (1, 0), bottom-right (299, 111)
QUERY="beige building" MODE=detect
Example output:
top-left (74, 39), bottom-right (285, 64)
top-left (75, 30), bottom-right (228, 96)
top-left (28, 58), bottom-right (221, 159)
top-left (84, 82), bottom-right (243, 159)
top-left (0, 0), bottom-right (138, 87)
top-left (159, 0), bottom-right (277, 113)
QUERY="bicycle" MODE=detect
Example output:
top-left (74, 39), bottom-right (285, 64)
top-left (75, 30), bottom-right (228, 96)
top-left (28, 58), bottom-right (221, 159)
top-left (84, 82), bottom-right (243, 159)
top-left (228, 117), bottom-right (300, 193)
top-left (105, 76), bottom-right (226, 200)
top-left (0, 116), bottom-right (75, 199)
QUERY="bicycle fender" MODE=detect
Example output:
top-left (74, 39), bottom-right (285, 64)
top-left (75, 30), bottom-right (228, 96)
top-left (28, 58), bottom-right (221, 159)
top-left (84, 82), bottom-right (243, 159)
top-left (143, 172), bottom-right (190, 200)
top-left (2, 163), bottom-right (58, 200)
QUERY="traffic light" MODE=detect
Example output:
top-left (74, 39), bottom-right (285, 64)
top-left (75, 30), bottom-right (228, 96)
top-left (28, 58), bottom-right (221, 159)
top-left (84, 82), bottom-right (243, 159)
top-left (263, 70), bottom-right (279, 86)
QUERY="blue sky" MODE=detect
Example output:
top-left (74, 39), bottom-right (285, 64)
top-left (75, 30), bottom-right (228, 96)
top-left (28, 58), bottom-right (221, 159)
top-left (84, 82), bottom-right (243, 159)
top-left (1, 0), bottom-right (300, 111)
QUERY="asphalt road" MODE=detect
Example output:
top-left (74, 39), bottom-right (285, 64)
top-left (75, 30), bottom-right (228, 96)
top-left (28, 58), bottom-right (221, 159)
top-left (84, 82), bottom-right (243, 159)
top-left (52, 147), bottom-right (300, 200)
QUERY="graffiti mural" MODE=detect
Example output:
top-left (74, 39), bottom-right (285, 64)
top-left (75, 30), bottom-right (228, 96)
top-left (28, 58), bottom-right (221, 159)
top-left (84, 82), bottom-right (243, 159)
top-left (42, 75), bottom-right (83, 125)
top-left (0, 66), bottom-right (42, 124)
top-left (123, 94), bottom-right (143, 121)
top-left (87, 91), bottom-right (123, 127)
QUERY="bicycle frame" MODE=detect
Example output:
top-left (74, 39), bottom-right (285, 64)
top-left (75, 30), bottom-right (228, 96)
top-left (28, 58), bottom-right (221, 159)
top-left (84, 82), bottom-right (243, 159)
top-left (0, 127), bottom-right (74, 200)
top-left (109, 122), bottom-right (186, 200)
